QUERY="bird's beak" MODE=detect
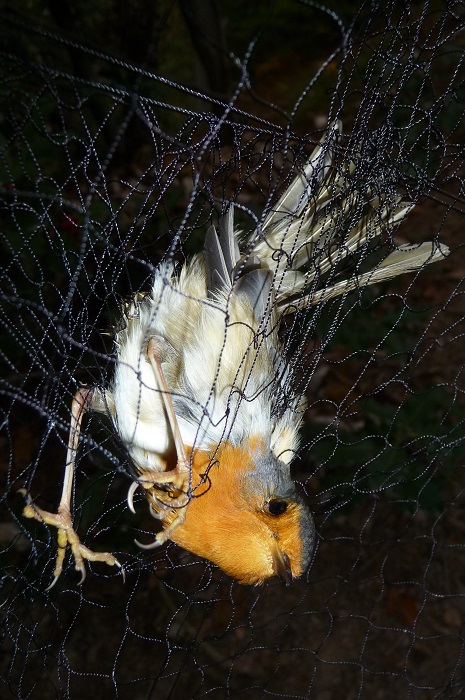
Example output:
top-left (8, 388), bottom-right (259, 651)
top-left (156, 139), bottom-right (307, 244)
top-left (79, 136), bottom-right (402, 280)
top-left (272, 544), bottom-right (292, 585)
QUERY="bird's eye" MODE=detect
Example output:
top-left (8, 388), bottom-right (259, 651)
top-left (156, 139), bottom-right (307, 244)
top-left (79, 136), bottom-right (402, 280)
top-left (267, 499), bottom-right (288, 516)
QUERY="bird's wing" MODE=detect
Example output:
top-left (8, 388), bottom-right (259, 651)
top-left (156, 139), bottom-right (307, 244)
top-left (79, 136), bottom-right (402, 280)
top-left (298, 241), bottom-right (447, 308)
top-left (245, 121), bottom-right (448, 311)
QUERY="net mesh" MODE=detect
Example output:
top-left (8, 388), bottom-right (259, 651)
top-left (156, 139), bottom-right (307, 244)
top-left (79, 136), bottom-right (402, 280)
top-left (1, 1), bottom-right (465, 698)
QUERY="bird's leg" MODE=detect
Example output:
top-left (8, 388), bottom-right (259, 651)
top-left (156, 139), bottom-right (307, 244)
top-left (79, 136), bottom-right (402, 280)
top-left (21, 388), bottom-right (123, 589)
top-left (132, 339), bottom-right (191, 546)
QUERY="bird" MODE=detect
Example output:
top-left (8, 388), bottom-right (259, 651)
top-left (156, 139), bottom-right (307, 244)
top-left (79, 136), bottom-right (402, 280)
top-left (21, 120), bottom-right (449, 587)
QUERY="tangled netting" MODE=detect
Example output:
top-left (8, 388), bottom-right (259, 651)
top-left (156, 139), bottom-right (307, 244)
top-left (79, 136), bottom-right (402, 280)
top-left (1, 1), bottom-right (465, 698)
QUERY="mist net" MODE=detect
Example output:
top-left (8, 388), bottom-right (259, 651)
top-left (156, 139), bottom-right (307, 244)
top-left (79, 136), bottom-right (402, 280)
top-left (1, 2), bottom-right (465, 698)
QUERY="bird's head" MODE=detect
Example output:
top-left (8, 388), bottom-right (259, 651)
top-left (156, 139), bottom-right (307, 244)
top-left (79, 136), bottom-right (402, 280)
top-left (168, 439), bottom-right (315, 585)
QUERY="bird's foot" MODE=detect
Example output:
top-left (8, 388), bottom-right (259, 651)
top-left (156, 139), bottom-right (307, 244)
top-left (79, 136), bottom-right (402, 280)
top-left (20, 490), bottom-right (123, 589)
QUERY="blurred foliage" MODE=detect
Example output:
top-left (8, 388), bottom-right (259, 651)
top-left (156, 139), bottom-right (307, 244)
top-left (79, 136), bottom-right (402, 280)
top-left (304, 289), bottom-right (463, 516)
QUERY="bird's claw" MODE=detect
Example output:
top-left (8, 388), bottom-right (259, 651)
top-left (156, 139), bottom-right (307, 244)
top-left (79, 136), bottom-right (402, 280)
top-left (134, 514), bottom-right (184, 550)
top-left (20, 489), bottom-right (124, 587)
top-left (128, 468), bottom-right (191, 550)
top-left (133, 467), bottom-right (191, 511)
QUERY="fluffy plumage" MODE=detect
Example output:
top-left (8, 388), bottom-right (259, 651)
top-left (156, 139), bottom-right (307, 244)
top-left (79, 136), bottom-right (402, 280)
top-left (22, 121), bottom-right (449, 586)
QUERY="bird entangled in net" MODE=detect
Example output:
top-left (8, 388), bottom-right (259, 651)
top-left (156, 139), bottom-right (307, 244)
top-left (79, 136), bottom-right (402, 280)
top-left (1, 2), bottom-right (464, 699)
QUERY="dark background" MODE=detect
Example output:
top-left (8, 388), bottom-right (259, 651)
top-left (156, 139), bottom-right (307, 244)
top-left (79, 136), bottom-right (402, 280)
top-left (1, 1), bottom-right (465, 698)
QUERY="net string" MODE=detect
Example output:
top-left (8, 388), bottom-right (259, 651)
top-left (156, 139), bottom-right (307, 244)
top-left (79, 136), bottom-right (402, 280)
top-left (1, 1), bottom-right (465, 699)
